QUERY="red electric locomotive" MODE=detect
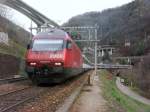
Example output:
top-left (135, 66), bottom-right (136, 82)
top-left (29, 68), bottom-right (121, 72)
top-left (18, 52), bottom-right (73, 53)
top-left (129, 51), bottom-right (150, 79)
top-left (25, 29), bottom-right (83, 84)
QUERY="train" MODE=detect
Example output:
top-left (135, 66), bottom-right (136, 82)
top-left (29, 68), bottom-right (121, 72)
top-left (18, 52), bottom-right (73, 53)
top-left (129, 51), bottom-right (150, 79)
top-left (25, 29), bottom-right (86, 85)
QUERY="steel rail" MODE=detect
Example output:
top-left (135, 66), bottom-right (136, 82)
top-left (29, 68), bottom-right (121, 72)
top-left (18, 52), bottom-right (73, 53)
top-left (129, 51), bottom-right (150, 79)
top-left (0, 86), bottom-right (31, 97)
top-left (0, 77), bottom-right (28, 85)
top-left (1, 97), bottom-right (34, 112)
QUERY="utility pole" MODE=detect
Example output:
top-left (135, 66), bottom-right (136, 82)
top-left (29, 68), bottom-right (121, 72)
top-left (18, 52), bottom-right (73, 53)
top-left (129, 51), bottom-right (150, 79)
top-left (30, 20), bottom-right (33, 40)
top-left (88, 29), bottom-right (91, 47)
top-left (95, 28), bottom-right (98, 75)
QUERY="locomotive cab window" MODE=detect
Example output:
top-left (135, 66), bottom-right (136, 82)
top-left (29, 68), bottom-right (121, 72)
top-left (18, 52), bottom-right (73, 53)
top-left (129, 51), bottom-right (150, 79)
top-left (32, 39), bottom-right (64, 51)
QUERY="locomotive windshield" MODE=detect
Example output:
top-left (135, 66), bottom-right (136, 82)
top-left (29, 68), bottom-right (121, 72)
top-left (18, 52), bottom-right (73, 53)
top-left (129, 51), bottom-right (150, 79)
top-left (32, 39), bottom-right (64, 51)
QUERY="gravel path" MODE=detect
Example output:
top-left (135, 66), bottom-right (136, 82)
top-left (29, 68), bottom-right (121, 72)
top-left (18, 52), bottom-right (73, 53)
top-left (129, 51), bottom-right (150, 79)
top-left (116, 77), bottom-right (150, 105)
top-left (69, 75), bottom-right (108, 112)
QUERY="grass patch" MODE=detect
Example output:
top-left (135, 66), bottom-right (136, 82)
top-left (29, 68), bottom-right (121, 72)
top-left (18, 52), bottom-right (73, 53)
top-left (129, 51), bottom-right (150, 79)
top-left (99, 70), bottom-right (150, 112)
top-left (0, 39), bottom-right (26, 59)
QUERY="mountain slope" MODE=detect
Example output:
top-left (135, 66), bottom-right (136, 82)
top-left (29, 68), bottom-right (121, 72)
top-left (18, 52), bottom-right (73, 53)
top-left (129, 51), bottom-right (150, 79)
top-left (0, 15), bottom-right (30, 58)
top-left (64, 0), bottom-right (150, 46)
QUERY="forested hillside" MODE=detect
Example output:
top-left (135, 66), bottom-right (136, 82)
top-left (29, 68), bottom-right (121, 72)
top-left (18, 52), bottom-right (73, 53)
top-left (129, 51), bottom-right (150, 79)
top-left (64, 0), bottom-right (150, 56)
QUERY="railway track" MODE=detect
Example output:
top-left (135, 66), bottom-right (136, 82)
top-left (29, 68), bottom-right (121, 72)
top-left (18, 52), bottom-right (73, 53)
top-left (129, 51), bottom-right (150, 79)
top-left (0, 71), bottom-right (91, 112)
top-left (0, 86), bottom-right (31, 97)
top-left (0, 77), bottom-right (28, 85)
top-left (0, 85), bottom-right (46, 112)
top-left (0, 87), bottom-right (32, 112)
top-left (17, 71), bottom-right (91, 112)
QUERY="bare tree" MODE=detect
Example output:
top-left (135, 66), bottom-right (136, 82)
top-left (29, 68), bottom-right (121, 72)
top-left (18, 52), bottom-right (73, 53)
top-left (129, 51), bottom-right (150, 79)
top-left (0, 4), bottom-right (13, 32)
top-left (0, 4), bottom-right (12, 18)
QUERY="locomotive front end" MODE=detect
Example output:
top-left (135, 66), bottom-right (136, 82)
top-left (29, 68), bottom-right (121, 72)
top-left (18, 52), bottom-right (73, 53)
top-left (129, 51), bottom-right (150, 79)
top-left (25, 38), bottom-right (66, 83)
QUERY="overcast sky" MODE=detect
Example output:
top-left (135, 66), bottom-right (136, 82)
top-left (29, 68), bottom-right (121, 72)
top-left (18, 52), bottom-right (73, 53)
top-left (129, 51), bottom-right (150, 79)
top-left (11, 0), bottom-right (134, 30)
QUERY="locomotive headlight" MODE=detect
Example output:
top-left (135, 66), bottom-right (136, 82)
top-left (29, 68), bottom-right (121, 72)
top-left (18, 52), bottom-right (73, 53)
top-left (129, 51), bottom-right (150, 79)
top-left (55, 62), bottom-right (62, 66)
top-left (30, 62), bottom-right (37, 66)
